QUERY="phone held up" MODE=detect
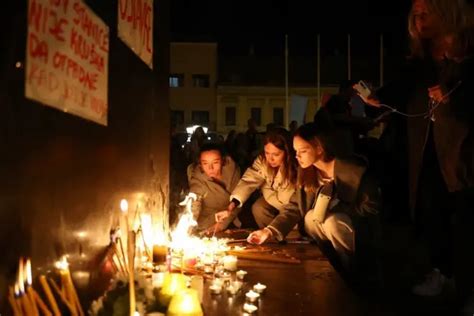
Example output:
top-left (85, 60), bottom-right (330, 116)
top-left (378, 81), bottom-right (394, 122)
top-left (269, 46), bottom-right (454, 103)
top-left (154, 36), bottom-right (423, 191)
top-left (353, 80), bottom-right (372, 99)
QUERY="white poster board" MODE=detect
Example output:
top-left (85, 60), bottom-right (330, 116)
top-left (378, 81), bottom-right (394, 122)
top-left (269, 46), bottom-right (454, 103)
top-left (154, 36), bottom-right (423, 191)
top-left (25, 0), bottom-right (109, 126)
top-left (118, 0), bottom-right (153, 69)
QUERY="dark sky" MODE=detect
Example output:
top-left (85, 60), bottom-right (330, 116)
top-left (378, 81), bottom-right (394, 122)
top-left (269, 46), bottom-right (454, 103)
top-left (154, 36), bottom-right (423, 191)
top-left (171, 0), bottom-right (413, 57)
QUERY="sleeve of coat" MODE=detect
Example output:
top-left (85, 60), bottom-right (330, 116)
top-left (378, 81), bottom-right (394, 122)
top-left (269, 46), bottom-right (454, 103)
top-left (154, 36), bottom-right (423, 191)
top-left (230, 156), bottom-right (266, 206)
top-left (187, 164), bottom-right (206, 220)
top-left (332, 171), bottom-right (382, 217)
top-left (266, 191), bottom-right (302, 241)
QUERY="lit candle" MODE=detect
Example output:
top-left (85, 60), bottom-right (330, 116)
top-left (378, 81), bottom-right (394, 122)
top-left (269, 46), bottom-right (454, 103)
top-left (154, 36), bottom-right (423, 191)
top-left (39, 275), bottom-right (61, 316)
top-left (55, 256), bottom-right (84, 316)
top-left (8, 286), bottom-right (21, 316)
top-left (222, 255), bottom-right (238, 271)
top-left (128, 231), bottom-right (137, 316)
top-left (243, 303), bottom-right (258, 313)
top-left (18, 258), bottom-right (34, 316)
top-left (236, 270), bottom-right (247, 280)
top-left (167, 289), bottom-right (203, 316)
top-left (24, 258), bottom-right (39, 316)
top-left (253, 282), bottom-right (267, 293)
top-left (245, 290), bottom-right (260, 303)
top-left (158, 273), bottom-right (187, 306)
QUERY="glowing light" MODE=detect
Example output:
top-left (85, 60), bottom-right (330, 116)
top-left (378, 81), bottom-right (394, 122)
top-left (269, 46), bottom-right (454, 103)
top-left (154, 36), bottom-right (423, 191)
top-left (25, 258), bottom-right (32, 286)
top-left (15, 61), bottom-right (22, 68)
top-left (120, 199), bottom-right (128, 213)
top-left (55, 256), bottom-right (69, 271)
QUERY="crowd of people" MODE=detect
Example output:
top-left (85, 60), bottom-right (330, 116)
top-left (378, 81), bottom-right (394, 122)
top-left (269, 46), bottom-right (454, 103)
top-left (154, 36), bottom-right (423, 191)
top-left (169, 0), bottom-right (474, 314)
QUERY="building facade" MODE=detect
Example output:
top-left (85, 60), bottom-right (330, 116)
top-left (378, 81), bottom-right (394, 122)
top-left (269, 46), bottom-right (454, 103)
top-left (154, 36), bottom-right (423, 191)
top-left (216, 85), bottom-right (338, 134)
top-left (169, 42), bottom-right (217, 130)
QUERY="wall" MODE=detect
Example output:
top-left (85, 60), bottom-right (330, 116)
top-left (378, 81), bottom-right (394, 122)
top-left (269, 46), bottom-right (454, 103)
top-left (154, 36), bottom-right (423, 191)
top-left (0, 0), bottom-right (170, 310)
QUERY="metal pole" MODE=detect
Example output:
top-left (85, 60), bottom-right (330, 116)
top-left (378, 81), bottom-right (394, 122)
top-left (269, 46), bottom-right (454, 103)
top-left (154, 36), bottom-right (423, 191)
top-left (317, 34), bottom-right (321, 112)
top-left (347, 33), bottom-right (351, 80)
top-left (380, 33), bottom-right (384, 87)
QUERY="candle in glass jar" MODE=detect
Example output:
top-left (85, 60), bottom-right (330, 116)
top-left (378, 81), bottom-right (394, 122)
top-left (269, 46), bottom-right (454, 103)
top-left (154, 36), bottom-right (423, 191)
top-left (152, 245), bottom-right (168, 264)
top-left (222, 255), bottom-right (237, 271)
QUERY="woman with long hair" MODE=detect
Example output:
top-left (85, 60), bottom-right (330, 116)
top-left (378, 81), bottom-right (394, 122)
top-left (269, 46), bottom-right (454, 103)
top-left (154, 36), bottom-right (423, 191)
top-left (215, 127), bottom-right (299, 242)
top-left (292, 122), bottom-right (381, 275)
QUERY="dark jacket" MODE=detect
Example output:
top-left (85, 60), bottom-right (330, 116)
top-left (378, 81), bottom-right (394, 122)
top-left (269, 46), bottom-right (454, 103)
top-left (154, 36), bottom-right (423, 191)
top-left (278, 156), bottom-right (381, 238)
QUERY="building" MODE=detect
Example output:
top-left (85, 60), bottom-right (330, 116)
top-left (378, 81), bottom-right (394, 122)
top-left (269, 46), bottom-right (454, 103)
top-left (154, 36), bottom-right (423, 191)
top-left (169, 42), bottom-right (218, 130)
top-left (216, 85), bottom-right (338, 134)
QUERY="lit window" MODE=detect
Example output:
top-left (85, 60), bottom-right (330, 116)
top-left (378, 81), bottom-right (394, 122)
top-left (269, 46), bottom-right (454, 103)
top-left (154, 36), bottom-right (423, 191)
top-left (169, 74), bottom-right (184, 87)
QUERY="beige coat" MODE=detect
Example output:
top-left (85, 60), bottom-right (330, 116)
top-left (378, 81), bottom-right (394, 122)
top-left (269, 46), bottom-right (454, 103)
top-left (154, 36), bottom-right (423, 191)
top-left (231, 156), bottom-right (296, 212)
top-left (187, 156), bottom-right (240, 231)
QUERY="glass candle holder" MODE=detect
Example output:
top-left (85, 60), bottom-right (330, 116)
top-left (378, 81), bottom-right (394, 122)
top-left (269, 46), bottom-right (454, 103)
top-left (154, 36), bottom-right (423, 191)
top-left (253, 282), bottom-right (267, 293)
top-left (245, 290), bottom-right (260, 303)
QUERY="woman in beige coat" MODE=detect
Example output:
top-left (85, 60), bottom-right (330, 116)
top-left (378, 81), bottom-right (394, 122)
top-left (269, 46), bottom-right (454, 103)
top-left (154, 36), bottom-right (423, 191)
top-left (216, 128), bottom-right (299, 243)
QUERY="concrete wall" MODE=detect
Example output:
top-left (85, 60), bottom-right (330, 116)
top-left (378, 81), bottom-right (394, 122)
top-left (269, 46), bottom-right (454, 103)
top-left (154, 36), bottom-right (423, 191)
top-left (0, 0), bottom-right (170, 310)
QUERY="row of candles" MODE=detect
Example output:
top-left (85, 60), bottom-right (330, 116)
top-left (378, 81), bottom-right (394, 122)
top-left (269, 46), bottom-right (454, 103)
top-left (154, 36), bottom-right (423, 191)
top-left (7, 256), bottom-right (84, 316)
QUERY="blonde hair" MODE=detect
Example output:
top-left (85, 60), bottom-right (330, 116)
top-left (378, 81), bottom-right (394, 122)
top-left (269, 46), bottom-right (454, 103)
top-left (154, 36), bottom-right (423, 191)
top-left (408, 0), bottom-right (471, 58)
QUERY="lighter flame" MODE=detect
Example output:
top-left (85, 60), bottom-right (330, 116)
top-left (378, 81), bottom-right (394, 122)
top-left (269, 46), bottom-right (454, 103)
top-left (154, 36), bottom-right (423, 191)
top-left (55, 256), bottom-right (69, 271)
top-left (120, 199), bottom-right (128, 213)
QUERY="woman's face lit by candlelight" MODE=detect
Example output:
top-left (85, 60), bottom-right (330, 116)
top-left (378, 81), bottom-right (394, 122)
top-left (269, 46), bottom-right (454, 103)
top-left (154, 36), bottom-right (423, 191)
top-left (200, 150), bottom-right (223, 179)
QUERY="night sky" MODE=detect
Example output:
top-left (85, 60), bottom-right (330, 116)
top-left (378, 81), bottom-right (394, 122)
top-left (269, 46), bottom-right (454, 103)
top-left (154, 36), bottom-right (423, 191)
top-left (171, 0), bottom-right (413, 57)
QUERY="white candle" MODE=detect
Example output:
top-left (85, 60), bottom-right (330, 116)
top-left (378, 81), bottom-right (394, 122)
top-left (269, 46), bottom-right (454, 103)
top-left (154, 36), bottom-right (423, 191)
top-left (236, 270), bottom-right (247, 280)
top-left (209, 284), bottom-right (222, 295)
top-left (222, 255), bottom-right (237, 271)
top-left (243, 303), bottom-right (258, 313)
top-left (253, 282), bottom-right (267, 293)
top-left (245, 290), bottom-right (260, 303)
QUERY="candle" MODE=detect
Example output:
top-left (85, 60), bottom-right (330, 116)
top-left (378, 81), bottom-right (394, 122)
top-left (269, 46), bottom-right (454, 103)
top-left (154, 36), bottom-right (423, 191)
top-left (18, 258), bottom-right (34, 316)
top-left (39, 275), bottom-right (61, 316)
top-left (55, 256), bottom-right (84, 316)
top-left (245, 290), bottom-right (260, 303)
top-left (227, 284), bottom-right (238, 295)
top-left (152, 272), bottom-right (165, 288)
top-left (222, 255), bottom-right (238, 271)
top-left (33, 290), bottom-right (53, 316)
top-left (167, 289), bottom-right (203, 316)
top-left (243, 303), bottom-right (258, 313)
top-left (128, 231), bottom-right (137, 316)
top-left (8, 286), bottom-right (21, 316)
top-left (231, 281), bottom-right (242, 291)
top-left (236, 270), bottom-right (247, 280)
top-left (253, 282), bottom-right (267, 293)
top-left (152, 244), bottom-right (168, 265)
top-left (209, 284), bottom-right (222, 295)
top-left (158, 273), bottom-right (187, 306)
top-left (25, 258), bottom-right (40, 316)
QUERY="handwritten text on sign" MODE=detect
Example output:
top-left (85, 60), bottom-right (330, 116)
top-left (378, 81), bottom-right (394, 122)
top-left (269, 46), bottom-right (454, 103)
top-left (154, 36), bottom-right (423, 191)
top-left (118, 0), bottom-right (153, 69)
top-left (26, 0), bottom-right (109, 126)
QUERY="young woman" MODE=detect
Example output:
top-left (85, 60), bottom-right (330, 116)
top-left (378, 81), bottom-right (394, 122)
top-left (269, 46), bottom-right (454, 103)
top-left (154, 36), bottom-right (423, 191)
top-left (215, 127), bottom-right (299, 243)
top-left (187, 143), bottom-right (240, 233)
top-left (292, 122), bottom-right (381, 273)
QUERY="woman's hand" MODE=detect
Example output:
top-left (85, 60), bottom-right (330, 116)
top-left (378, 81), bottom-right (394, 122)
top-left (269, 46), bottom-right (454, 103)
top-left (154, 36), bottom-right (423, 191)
top-left (247, 228), bottom-right (273, 245)
top-left (204, 222), bottom-right (226, 236)
top-left (215, 201), bottom-right (237, 223)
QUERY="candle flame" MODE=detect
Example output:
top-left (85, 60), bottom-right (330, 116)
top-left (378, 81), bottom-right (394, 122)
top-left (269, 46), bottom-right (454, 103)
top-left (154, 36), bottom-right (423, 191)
top-left (120, 199), bottom-right (128, 213)
top-left (55, 256), bottom-right (69, 271)
top-left (14, 283), bottom-right (20, 296)
top-left (25, 258), bottom-right (32, 286)
top-left (18, 258), bottom-right (25, 293)
top-left (171, 193), bottom-right (198, 249)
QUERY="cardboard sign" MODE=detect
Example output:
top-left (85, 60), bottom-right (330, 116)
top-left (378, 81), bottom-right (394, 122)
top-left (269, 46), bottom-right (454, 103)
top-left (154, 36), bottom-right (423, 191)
top-left (25, 0), bottom-right (109, 126)
top-left (118, 0), bottom-right (153, 69)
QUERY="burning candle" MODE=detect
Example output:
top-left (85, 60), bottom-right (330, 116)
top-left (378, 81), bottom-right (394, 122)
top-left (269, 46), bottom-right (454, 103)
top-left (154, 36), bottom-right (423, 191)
top-left (55, 256), bottom-right (84, 316)
top-left (222, 255), bottom-right (238, 271)
top-left (158, 273), bottom-right (187, 306)
top-left (8, 286), bottom-right (21, 316)
top-left (209, 284), bottom-right (222, 295)
top-left (167, 289), bottom-right (203, 316)
top-left (253, 282), bottom-right (267, 293)
top-left (18, 258), bottom-right (34, 316)
top-left (245, 290), bottom-right (260, 303)
top-left (243, 303), bottom-right (258, 313)
top-left (24, 258), bottom-right (39, 316)
top-left (236, 270), bottom-right (247, 280)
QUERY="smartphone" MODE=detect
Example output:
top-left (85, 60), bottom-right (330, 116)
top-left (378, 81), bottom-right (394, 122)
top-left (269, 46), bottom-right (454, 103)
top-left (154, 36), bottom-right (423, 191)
top-left (354, 80), bottom-right (372, 99)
